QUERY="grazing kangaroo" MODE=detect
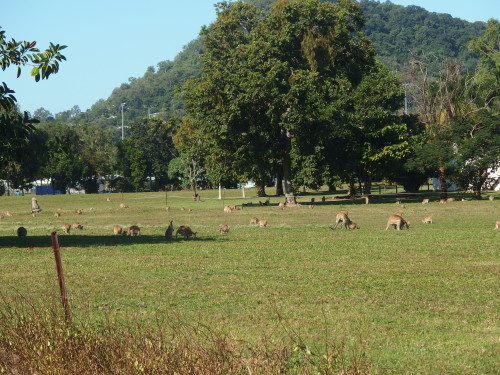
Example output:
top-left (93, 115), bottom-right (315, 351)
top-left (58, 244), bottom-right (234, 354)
top-left (176, 225), bottom-right (197, 239)
top-left (218, 224), bottom-right (230, 233)
top-left (385, 214), bottom-right (410, 230)
top-left (61, 223), bottom-right (71, 234)
top-left (128, 225), bottom-right (141, 236)
top-left (258, 219), bottom-right (268, 227)
top-left (17, 227), bottom-right (27, 237)
top-left (119, 203), bottom-right (129, 208)
top-left (76, 209), bottom-right (83, 215)
top-left (250, 217), bottom-right (259, 225)
top-left (422, 216), bottom-right (433, 224)
top-left (224, 205), bottom-right (233, 213)
top-left (113, 225), bottom-right (123, 235)
top-left (54, 212), bottom-right (61, 217)
top-left (331, 211), bottom-right (352, 230)
top-left (165, 221), bottom-right (174, 240)
top-left (72, 222), bottom-right (83, 230)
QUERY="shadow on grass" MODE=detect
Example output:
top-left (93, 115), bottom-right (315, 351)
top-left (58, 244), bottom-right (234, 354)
top-left (0, 235), bottom-right (216, 249)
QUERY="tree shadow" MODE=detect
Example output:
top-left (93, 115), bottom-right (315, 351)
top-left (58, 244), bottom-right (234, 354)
top-left (0, 234), bottom-right (216, 249)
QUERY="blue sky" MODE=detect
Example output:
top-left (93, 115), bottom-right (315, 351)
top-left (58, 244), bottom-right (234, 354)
top-left (2, 0), bottom-right (499, 116)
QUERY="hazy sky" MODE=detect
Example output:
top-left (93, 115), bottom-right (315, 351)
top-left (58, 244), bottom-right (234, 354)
top-left (2, 0), bottom-right (499, 116)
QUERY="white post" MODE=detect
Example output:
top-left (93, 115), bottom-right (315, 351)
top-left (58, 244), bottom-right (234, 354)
top-left (218, 184), bottom-right (222, 200)
top-left (242, 186), bottom-right (246, 198)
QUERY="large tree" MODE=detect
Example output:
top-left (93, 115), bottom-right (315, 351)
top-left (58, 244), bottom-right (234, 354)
top-left (406, 21), bottom-right (500, 198)
top-left (182, 0), bottom-right (374, 203)
top-left (0, 26), bottom-right (66, 176)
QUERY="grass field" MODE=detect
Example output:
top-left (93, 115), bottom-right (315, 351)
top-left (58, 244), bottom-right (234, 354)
top-left (0, 188), bottom-right (499, 374)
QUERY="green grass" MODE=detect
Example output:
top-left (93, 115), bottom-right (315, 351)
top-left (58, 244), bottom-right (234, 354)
top-left (1, 189), bottom-right (499, 374)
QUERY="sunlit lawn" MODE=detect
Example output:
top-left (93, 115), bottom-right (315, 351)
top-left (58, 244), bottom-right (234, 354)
top-left (0, 188), bottom-right (498, 374)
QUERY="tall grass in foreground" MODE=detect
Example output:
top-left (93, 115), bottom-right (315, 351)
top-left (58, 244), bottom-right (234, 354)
top-left (0, 295), bottom-right (371, 375)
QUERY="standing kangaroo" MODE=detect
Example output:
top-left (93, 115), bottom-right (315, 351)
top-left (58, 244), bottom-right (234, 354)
top-left (385, 214), bottom-right (410, 230)
top-left (331, 211), bottom-right (351, 230)
top-left (165, 220), bottom-right (174, 240)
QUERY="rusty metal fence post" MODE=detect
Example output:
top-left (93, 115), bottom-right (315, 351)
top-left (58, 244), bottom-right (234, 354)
top-left (51, 231), bottom-right (71, 323)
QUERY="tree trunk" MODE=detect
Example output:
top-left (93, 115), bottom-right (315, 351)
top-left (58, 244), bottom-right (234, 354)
top-left (438, 166), bottom-right (448, 199)
top-left (348, 179), bottom-right (356, 196)
top-left (364, 174), bottom-right (372, 194)
top-left (275, 171), bottom-right (284, 196)
top-left (471, 169), bottom-right (487, 199)
top-left (281, 129), bottom-right (297, 205)
top-left (255, 181), bottom-right (266, 197)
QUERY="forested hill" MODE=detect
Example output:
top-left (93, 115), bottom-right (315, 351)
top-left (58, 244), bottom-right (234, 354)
top-left (70, 0), bottom-right (485, 127)
top-left (359, 0), bottom-right (485, 72)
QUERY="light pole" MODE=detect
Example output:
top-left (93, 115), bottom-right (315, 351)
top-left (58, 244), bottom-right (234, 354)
top-left (120, 103), bottom-right (126, 140)
top-left (403, 83), bottom-right (409, 114)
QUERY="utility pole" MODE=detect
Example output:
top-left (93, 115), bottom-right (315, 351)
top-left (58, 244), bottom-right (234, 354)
top-left (403, 84), bottom-right (409, 114)
top-left (120, 103), bottom-right (126, 140)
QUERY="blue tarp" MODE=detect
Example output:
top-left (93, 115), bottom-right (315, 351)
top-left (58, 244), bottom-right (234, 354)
top-left (35, 185), bottom-right (64, 195)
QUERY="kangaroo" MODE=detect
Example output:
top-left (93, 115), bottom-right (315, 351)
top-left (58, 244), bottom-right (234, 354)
top-left (72, 222), bottom-right (83, 230)
top-left (61, 223), bottom-right (71, 234)
top-left (119, 202), bottom-right (129, 208)
top-left (17, 227), bottom-right (27, 237)
top-left (128, 225), bottom-right (141, 236)
top-left (385, 214), bottom-right (410, 230)
top-left (54, 212), bottom-right (61, 217)
top-left (258, 219), bottom-right (268, 227)
top-left (5, 211), bottom-right (13, 217)
top-left (113, 225), bottom-right (123, 235)
top-left (224, 205), bottom-right (233, 213)
top-left (331, 211), bottom-right (352, 230)
top-left (176, 225), bottom-right (197, 239)
top-left (422, 216), bottom-right (433, 224)
top-left (165, 221), bottom-right (174, 240)
top-left (495, 220), bottom-right (500, 230)
top-left (278, 202), bottom-right (286, 209)
top-left (348, 222), bottom-right (360, 229)
top-left (422, 198), bottom-right (429, 204)
top-left (489, 195), bottom-right (495, 201)
top-left (76, 209), bottom-right (83, 215)
top-left (250, 217), bottom-right (259, 225)
top-left (218, 224), bottom-right (230, 233)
